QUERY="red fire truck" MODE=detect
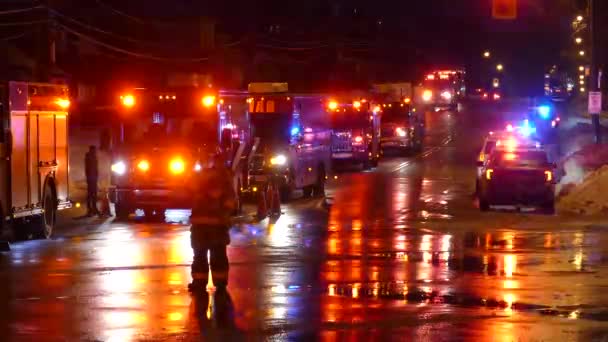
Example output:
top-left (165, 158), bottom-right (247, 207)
top-left (244, 83), bottom-right (331, 201)
top-left (0, 82), bottom-right (72, 239)
top-left (109, 85), bottom-right (248, 219)
top-left (327, 97), bottom-right (381, 169)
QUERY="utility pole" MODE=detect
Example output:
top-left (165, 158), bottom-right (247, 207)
top-left (589, 0), bottom-right (602, 143)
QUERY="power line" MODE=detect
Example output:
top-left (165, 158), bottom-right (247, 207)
top-left (0, 19), bottom-right (47, 26)
top-left (93, 0), bottom-right (144, 24)
top-left (0, 5), bottom-right (43, 15)
top-left (58, 23), bottom-right (209, 62)
top-left (47, 7), bottom-right (165, 47)
top-left (0, 31), bottom-right (31, 41)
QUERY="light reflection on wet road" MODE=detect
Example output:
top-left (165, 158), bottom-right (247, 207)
top-left (2, 102), bottom-right (608, 340)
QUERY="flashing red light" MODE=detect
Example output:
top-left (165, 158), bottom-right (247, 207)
top-left (426, 74), bottom-right (436, 80)
top-left (493, 93), bottom-right (501, 100)
top-left (354, 136), bottom-right (364, 143)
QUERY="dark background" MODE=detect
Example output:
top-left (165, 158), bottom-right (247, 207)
top-left (0, 0), bottom-right (597, 99)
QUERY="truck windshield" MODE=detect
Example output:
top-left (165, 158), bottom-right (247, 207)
top-left (382, 105), bottom-right (410, 123)
top-left (250, 113), bottom-right (292, 147)
top-left (330, 110), bottom-right (369, 129)
top-left (123, 116), bottom-right (218, 147)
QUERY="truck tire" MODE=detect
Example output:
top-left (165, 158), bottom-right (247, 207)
top-left (302, 185), bottom-right (313, 198)
top-left (114, 203), bottom-right (131, 220)
top-left (479, 197), bottom-right (490, 212)
top-left (35, 183), bottom-right (56, 239)
top-left (313, 165), bottom-right (326, 198)
top-left (542, 199), bottom-right (555, 215)
top-left (371, 157), bottom-right (379, 167)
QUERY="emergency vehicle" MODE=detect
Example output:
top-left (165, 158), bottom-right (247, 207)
top-left (245, 83), bottom-right (331, 201)
top-left (478, 146), bottom-right (555, 212)
top-left (327, 98), bottom-right (380, 169)
top-left (0, 82), bottom-right (72, 239)
top-left (419, 69), bottom-right (466, 110)
top-left (109, 86), bottom-right (248, 218)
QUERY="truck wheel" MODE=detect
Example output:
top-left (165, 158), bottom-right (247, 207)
top-left (313, 166), bottom-right (326, 198)
top-left (302, 185), bottom-right (313, 198)
top-left (35, 184), bottom-right (56, 239)
top-left (479, 197), bottom-right (490, 212)
top-left (542, 199), bottom-right (555, 215)
top-left (114, 203), bottom-right (131, 220)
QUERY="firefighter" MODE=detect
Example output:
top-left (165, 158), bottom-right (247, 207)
top-left (188, 152), bottom-right (236, 292)
top-left (85, 145), bottom-right (100, 217)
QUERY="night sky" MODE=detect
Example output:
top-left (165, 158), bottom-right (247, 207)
top-left (2, 0), bottom-right (574, 94)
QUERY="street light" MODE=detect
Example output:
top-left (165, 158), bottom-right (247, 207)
top-left (576, 15), bottom-right (584, 22)
top-left (580, 75), bottom-right (585, 79)
top-left (579, 66), bottom-right (585, 72)
top-left (496, 64), bottom-right (504, 71)
top-left (483, 51), bottom-right (491, 58)
top-left (575, 37), bottom-right (583, 44)
top-left (579, 50), bottom-right (586, 56)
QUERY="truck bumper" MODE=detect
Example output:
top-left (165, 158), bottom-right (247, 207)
top-left (380, 137), bottom-right (411, 149)
top-left (331, 151), bottom-right (368, 165)
top-left (482, 185), bottom-right (554, 206)
top-left (109, 187), bottom-right (193, 209)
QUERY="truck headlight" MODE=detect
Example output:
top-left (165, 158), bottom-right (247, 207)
top-left (395, 127), bottom-right (407, 137)
top-left (270, 154), bottom-right (287, 166)
top-left (111, 161), bottom-right (127, 175)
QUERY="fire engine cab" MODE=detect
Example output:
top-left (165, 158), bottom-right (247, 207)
top-left (109, 85), bottom-right (247, 218)
top-left (327, 98), bottom-right (380, 169)
top-left (245, 83), bottom-right (331, 201)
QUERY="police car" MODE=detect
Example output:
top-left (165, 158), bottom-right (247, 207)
top-left (478, 145), bottom-right (556, 212)
top-left (475, 128), bottom-right (539, 194)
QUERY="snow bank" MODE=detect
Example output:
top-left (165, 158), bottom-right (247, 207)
top-left (557, 143), bottom-right (608, 215)
top-left (557, 165), bottom-right (608, 215)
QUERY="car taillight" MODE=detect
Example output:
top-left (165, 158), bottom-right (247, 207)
top-left (395, 127), bottom-right (407, 137)
top-left (353, 136), bottom-right (364, 144)
top-left (137, 160), bottom-right (150, 172)
top-left (486, 169), bottom-right (494, 180)
top-left (493, 93), bottom-right (501, 100)
top-left (545, 170), bottom-right (553, 182)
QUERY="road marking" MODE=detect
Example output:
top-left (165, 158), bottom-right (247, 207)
top-left (391, 137), bottom-right (453, 173)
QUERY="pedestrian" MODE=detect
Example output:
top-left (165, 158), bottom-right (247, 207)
top-left (188, 152), bottom-right (236, 292)
top-left (85, 145), bottom-right (100, 217)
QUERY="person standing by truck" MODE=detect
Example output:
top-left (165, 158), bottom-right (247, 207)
top-left (85, 145), bottom-right (100, 217)
top-left (188, 153), bottom-right (237, 292)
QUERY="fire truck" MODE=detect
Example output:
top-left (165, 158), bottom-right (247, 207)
top-left (109, 85), bottom-right (248, 219)
top-left (372, 83), bottom-right (424, 155)
top-left (245, 83), bottom-right (331, 201)
top-left (0, 82), bottom-right (72, 239)
top-left (327, 97), bottom-right (381, 169)
top-left (419, 69), bottom-right (466, 110)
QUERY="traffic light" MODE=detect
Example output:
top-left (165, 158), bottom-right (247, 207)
top-left (492, 0), bottom-right (517, 20)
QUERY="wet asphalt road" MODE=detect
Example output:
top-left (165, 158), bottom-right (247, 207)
top-left (2, 101), bottom-right (608, 341)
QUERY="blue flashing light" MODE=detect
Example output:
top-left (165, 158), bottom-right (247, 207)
top-left (291, 126), bottom-right (300, 136)
top-left (538, 105), bottom-right (551, 119)
top-left (519, 119), bottom-right (536, 137)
